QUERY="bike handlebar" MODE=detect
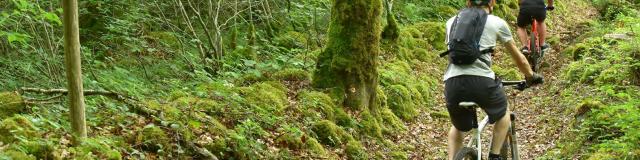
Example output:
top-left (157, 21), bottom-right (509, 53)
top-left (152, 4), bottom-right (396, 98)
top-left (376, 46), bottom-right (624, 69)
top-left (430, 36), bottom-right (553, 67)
top-left (501, 80), bottom-right (528, 91)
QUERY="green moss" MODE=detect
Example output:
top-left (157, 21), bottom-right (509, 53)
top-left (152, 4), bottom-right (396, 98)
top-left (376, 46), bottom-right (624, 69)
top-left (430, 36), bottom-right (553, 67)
top-left (410, 22), bottom-right (446, 50)
top-left (275, 130), bottom-right (304, 150)
top-left (298, 91), bottom-right (336, 121)
top-left (272, 68), bottom-right (310, 81)
top-left (0, 92), bottom-right (25, 119)
top-left (206, 135), bottom-right (228, 157)
top-left (493, 65), bottom-right (523, 80)
top-left (386, 85), bottom-right (417, 121)
top-left (333, 107), bottom-right (356, 128)
top-left (0, 115), bottom-right (38, 144)
top-left (344, 140), bottom-right (368, 160)
top-left (305, 137), bottom-right (327, 156)
top-left (382, 13), bottom-right (400, 41)
top-left (0, 150), bottom-right (36, 160)
top-left (16, 140), bottom-right (56, 159)
top-left (70, 137), bottom-right (122, 160)
top-left (312, 0), bottom-right (382, 111)
top-left (575, 100), bottom-right (603, 117)
top-left (380, 108), bottom-right (406, 135)
top-left (379, 60), bottom-right (413, 86)
top-left (137, 124), bottom-right (171, 153)
top-left (595, 65), bottom-right (632, 86)
top-left (276, 31), bottom-right (308, 49)
top-left (359, 111), bottom-right (382, 138)
top-left (311, 120), bottom-right (351, 147)
top-left (390, 151), bottom-right (408, 160)
top-left (430, 110), bottom-right (450, 119)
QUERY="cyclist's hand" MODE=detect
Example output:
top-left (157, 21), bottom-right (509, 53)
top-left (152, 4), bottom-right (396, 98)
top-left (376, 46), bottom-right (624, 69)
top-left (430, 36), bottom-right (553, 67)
top-left (526, 73), bottom-right (544, 86)
top-left (546, 5), bottom-right (555, 11)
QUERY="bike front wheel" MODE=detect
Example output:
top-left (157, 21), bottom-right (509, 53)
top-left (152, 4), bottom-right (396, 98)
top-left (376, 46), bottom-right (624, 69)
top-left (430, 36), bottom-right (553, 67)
top-left (454, 147), bottom-right (478, 160)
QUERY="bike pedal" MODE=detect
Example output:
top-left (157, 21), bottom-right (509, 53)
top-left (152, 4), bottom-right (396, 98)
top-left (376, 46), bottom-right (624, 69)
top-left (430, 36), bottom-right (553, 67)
top-left (510, 113), bottom-right (516, 121)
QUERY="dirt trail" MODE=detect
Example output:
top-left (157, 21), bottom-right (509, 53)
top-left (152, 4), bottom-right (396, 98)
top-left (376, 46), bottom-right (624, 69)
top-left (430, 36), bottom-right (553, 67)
top-left (400, 2), bottom-right (599, 159)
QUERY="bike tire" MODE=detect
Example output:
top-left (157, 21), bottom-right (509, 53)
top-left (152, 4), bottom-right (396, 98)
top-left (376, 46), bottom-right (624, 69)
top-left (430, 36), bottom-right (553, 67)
top-left (454, 147), bottom-right (478, 160)
top-left (530, 31), bottom-right (539, 72)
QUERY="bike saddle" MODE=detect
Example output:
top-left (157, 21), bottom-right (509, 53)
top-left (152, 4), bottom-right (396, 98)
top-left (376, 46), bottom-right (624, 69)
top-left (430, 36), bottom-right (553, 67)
top-left (459, 102), bottom-right (478, 108)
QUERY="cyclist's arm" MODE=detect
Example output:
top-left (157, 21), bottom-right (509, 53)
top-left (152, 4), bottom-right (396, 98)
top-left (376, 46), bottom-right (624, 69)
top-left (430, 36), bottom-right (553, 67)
top-left (504, 40), bottom-right (534, 78)
top-left (548, 0), bottom-right (554, 6)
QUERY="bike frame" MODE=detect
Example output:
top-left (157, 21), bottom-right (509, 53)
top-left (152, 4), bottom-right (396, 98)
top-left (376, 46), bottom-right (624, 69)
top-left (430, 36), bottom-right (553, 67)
top-left (461, 105), bottom-right (519, 160)
top-left (459, 81), bottom-right (525, 160)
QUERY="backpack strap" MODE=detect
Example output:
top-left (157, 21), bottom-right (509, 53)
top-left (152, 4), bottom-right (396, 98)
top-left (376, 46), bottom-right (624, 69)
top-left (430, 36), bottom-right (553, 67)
top-left (440, 15), bottom-right (461, 58)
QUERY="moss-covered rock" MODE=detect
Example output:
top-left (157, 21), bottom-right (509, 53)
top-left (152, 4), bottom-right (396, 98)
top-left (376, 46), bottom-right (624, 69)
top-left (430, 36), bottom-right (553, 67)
top-left (0, 92), bottom-right (25, 119)
top-left (238, 82), bottom-right (289, 128)
top-left (575, 100), bottom-right (603, 117)
top-left (386, 85), bottom-right (417, 121)
top-left (298, 91), bottom-right (336, 122)
top-left (0, 115), bottom-right (38, 144)
top-left (305, 137), bottom-right (327, 156)
top-left (344, 140), bottom-right (368, 160)
top-left (333, 107), bottom-right (356, 128)
top-left (380, 108), bottom-right (406, 135)
top-left (272, 68), bottom-right (310, 82)
top-left (410, 22), bottom-right (446, 50)
top-left (137, 124), bottom-right (171, 153)
top-left (275, 130), bottom-right (304, 150)
top-left (359, 111), bottom-right (382, 138)
top-left (311, 120), bottom-right (352, 147)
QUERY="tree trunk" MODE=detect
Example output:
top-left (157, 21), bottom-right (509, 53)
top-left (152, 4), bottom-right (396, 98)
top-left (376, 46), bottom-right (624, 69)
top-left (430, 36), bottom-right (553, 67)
top-left (62, 0), bottom-right (87, 145)
top-left (313, 0), bottom-right (383, 111)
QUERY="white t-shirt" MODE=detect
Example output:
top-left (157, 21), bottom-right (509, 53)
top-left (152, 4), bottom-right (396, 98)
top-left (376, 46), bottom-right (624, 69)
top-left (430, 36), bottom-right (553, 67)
top-left (443, 14), bottom-right (514, 81)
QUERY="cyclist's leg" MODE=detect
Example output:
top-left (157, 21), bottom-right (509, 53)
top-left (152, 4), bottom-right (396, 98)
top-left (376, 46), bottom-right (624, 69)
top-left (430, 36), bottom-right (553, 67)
top-left (491, 109), bottom-right (511, 155)
top-left (534, 7), bottom-right (549, 47)
top-left (448, 126), bottom-right (465, 160)
top-left (516, 7), bottom-right (533, 50)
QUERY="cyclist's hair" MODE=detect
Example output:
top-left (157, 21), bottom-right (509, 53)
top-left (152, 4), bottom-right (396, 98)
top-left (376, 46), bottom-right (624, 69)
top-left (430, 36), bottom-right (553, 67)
top-left (469, 0), bottom-right (491, 6)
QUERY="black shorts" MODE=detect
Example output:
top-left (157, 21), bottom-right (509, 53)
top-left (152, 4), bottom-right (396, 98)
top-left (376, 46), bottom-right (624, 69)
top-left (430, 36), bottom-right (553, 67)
top-left (517, 6), bottom-right (547, 27)
top-left (444, 75), bottom-right (508, 132)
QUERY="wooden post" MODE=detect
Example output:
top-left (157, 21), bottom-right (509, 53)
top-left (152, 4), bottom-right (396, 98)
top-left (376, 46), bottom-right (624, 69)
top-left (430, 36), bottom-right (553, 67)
top-left (62, 0), bottom-right (87, 145)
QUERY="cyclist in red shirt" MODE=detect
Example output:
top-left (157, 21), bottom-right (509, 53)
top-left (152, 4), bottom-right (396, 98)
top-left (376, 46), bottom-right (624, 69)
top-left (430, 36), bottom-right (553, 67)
top-left (516, 0), bottom-right (554, 53)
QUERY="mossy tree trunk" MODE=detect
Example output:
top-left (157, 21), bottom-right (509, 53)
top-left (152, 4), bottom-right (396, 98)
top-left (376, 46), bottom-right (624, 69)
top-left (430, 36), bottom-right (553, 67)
top-left (62, 0), bottom-right (87, 145)
top-left (313, 0), bottom-right (383, 112)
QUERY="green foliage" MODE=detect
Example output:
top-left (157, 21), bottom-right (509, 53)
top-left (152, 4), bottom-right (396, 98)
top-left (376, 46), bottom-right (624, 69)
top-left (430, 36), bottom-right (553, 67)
top-left (137, 124), bottom-right (171, 153)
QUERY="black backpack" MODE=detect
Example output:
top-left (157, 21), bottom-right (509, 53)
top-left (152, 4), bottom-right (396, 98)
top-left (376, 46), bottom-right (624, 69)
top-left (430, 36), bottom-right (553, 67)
top-left (440, 7), bottom-right (493, 65)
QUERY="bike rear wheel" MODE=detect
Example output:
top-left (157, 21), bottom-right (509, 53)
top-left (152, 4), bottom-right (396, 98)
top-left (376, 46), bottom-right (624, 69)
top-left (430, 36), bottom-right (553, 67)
top-left (454, 147), bottom-right (478, 160)
top-left (529, 31), bottom-right (539, 72)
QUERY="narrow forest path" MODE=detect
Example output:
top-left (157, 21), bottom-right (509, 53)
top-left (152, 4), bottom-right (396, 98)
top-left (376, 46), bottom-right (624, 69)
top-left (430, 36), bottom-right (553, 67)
top-left (398, 2), bottom-right (599, 159)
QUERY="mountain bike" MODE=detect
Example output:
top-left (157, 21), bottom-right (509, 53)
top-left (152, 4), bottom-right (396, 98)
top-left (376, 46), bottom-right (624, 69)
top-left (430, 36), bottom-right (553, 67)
top-left (453, 80), bottom-right (528, 160)
top-left (526, 18), bottom-right (544, 73)
top-left (526, 7), bottom-right (553, 72)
